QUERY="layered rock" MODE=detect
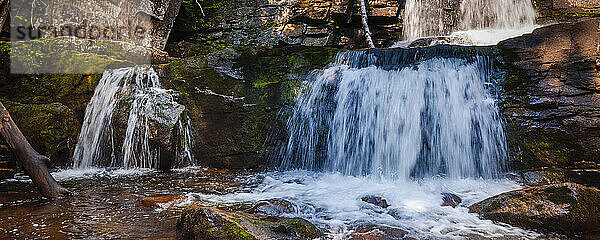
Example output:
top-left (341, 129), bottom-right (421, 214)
top-left (533, 0), bottom-right (600, 23)
top-left (498, 18), bottom-right (600, 170)
top-left (469, 183), bottom-right (600, 235)
top-left (168, 0), bottom-right (404, 54)
top-left (177, 205), bottom-right (322, 240)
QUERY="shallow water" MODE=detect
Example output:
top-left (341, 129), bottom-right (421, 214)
top-left (0, 168), bottom-right (545, 239)
top-left (0, 168), bottom-right (260, 239)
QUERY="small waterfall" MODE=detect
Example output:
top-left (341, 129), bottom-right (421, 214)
top-left (403, 0), bottom-right (536, 40)
top-left (73, 67), bottom-right (194, 169)
top-left (278, 49), bottom-right (507, 180)
top-left (460, 0), bottom-right (536, 30)
top-left (403, 0), bottom-right (447, 40)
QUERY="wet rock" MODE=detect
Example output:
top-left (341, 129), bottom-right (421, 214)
top-left (519, 168), bottom-right (567, 186)
top-left (246, 199), bottom-right (296, 216)
top-left (178, 205), bottom-right (323, 240)
top-left (361, 195), bottom-right (390, 208)
top-left (565, 169), bottom-right (600, 188)
top-left (498, 18), bottom-right (600, 170)
top-left (441, 193), bottom-right (461, 208)
top-left (159, 46), bottom-right (338, 170)
top-left (469, 183), bottom-right (600, 234)
top-left (349, 225), bottom-right (410, 240)
top-left (141, 194), bottom-right (186, 208)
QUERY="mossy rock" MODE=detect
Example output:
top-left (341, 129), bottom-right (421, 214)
top-left (158, 46), bottom-right (338, 170)
top-left (469, 183), bottom-right (600, 235)
top-left (1, 101), bottom-right (79, 166)
top-left (177, 205), bottom-right (322, 240)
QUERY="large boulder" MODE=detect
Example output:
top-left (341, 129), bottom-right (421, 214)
top-left (177, 205), bottom-right (323, 240)
top-left (498, 18), bottom-right (600, 170)
top-left (469, 183), bottom-right (600, 234)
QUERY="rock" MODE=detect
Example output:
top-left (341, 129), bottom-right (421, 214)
top-left (469, 183), bottom-right (600, 234)
top-left (246, 199), bottom-right (296, 216)
top-left (361, 195), bottom-right (390, 208)
top-left (159, 46), bottom-right (338, 169)
top-left (441, 193), bottom-right (461, 208)
top-left (532, 0), bottom-right (600, 23)
top-left (31, 0), bottom-right (181, 50)
top-left (141, 194), bottom-right (186, 208)
top-left (349, 225), bottom-right (410, 240)
top-left (177, 205), bottom-right (323, 240)
top-left (519, 168), bottom-right (567, 186)
top-left (498, 19), bottom-right (600, 170)
top-left (565, 169), bottom-right (600, 188)
top-left (1, 101), bottom-right (79, 167)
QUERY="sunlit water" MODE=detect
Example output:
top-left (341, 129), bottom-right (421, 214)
top-left (191, 170), bottom-right (540, 239)
top-left (0, 167), bottom-right (260, 239)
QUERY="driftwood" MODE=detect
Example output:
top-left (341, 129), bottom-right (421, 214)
top-left (359, 0), bottom-right (375, 48)
top-left (0, 101), bottom-right (69, 198)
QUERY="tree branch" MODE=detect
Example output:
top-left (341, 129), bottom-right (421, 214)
top-left (359, 0), bottom-right (375, 48)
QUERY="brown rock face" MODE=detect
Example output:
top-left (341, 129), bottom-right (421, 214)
top-left (469, 183), bottom-right (600, 234)
top-left (498, 18), bottom-right (600, 170)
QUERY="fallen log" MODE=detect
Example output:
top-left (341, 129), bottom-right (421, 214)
top-left (0, 101), bottom-right (69, 198)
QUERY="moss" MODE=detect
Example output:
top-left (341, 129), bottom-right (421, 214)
top-left (2, 102), bottom-right (79, 165)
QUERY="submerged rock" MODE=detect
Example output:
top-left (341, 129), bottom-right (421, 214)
top-left (177, 205), bottom-right (322, 240)
top-left (141, 194), bottom-right (186, 208)
top-left (349, 225), bottom-right (410, 240)
top-left (361, 195), bottom-right (390, 208)
top-left (441, 193), bottom-right (462, 208)
top-left (246, 199), bottom-right (296, 216)
top-left (469, 183), bottom-right (600, 234)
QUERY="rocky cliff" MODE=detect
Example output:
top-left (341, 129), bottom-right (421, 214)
top-left (499, 18), bottom-right (600, 170)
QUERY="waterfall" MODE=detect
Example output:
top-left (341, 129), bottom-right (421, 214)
top-left (403, 0), bottom-right (536, 40)
top-left (278, 48), bottom-right (507, 180)
top-left (73, 67), bottom-right (194, 169)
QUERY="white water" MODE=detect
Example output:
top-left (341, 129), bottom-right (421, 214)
top-left (403, 0), bottom-right (537, 42)
top-left (73, 67), bottom-right (194, 169)
top-left (279, 53), bottom-right (506, 180)
top-left (191, 171), bottom-right (539, 239)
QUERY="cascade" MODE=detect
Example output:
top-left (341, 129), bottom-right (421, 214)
top-left (278, 48), bottom-right (506, 180)
top-left (73, 67), bottom-right (194, 169)
top-left (403, 0), bottom-right (537, 40)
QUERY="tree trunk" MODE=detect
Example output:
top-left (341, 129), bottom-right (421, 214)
top-left (0, 101), bottom-right (69, 198)
top-left (0, 0), bottom-right (9, 30)
top-left (359, 0), bottom-right (375, 48)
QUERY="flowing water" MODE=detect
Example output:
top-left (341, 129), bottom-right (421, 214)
top-left (73, 67), bottom-right (194, 169)
top-left (403, 0), bottom-right (537, 42)
top-left (278, 49), bottom-right (506, 180)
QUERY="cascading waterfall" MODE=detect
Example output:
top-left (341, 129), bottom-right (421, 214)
top-left (73, 67), bottom-right (194, 169)
top-left (278, 48), bottom-right (507, 180)
top-left (403, 0), bottom-right (537, 40)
